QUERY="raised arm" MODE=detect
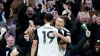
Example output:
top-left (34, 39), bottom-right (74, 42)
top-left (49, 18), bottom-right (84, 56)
top-left (71, 30), bottom-right (91, 53)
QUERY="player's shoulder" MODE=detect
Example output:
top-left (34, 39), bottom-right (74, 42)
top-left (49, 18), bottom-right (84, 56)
top-left (36, 25), bottom-right (58, 31)
top-left (63, 28), bottom-right (70, 32)
top-left (51, 25), bottom-right (57, 29)
top-left (50, 25), bottom-right (58, 30)
top-left (36, 25), bottom-right (44, 30)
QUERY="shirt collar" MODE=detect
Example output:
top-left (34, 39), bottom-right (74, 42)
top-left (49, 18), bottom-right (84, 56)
top-left (45, 23), bottom-right (51, 26)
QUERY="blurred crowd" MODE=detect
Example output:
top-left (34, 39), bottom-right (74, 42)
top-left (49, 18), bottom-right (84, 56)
top-left (0, 0), bottom-right (100, 56)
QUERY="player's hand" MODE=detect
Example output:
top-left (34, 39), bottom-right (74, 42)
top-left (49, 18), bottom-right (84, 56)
top-left (53, 31), bottom-right (59, 37)
top-left (85, 30), bottom-right (91, 38)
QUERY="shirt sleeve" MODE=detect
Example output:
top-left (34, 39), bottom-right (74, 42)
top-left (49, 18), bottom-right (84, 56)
top-left (57, 29), bottom-right (62, 43)
top-left (64, 30), bottom-right (71, 36)
top-left (33, 29), bottom-right (38, 40)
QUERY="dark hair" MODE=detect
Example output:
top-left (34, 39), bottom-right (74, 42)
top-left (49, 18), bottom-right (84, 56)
top-left (44, 13), bottom-right (53, 22)
top-left (8, 45), bottom-right (24, 56)
top-left (6, 30), bottom-right (16, 38)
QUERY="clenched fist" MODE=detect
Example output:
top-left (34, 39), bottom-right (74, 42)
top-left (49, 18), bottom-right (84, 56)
top-left (85, 30), bottom-right (91, 38)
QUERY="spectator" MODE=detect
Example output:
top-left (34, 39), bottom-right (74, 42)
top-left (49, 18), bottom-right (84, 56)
top-left (16, 2), bottom-right (37, 50)
top-left (84, 0), bottom-right (95, 11)
top-left (0, 21), bottom-right (7, 48)
top-left (0, 1), bottom-right (6, 22)
top-left (46, 0), bottom-right (55, 13)
top-left (93, 0), bottom-right (100, 10)
top-left (1, 31), bottom-right (15, 56)
top-left (8, 45), bottom-right (24, 56)
top-left (64, 29), bottom-right (91, 56)
top-left (7, 8), bottom-right (16, 33)
top-left (80, 40), bottom-right (90, 56)
top-left (85, 40), bottom-right (100, 56)
top-left (89, 13), bottom-right (100, 49)
top-left (71, 0), bottom-right (91, 45)
top-left (0, 0), bottom-right (14, 23)
top-left (18, 6), bottom-right (36, 34)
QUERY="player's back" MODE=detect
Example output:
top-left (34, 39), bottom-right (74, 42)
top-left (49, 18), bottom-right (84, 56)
top-left (37, 24), bottom-right (59, 56)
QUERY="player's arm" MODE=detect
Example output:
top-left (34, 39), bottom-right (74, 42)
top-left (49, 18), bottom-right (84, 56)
top-left (64, 30), bottom-right (71, 43)
top-left (31, 29), bottom-right (38, 56)
top-left (31, 40), bottom-right (38, 56)
top-left (53, 30), bottom-right (71, 43)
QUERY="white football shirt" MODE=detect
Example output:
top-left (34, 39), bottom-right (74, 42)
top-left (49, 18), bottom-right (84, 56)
top-left (34, 23), bottom-right (60, 56)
